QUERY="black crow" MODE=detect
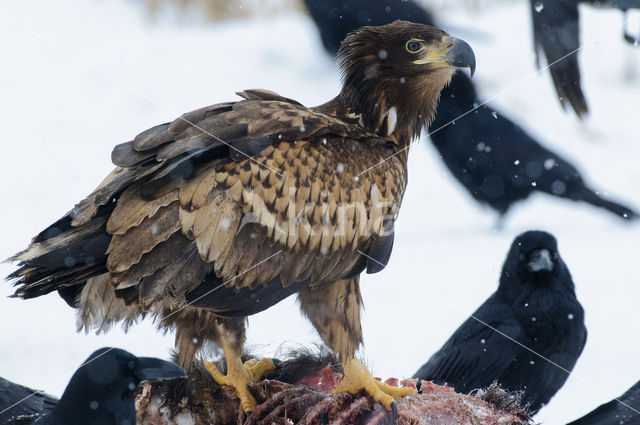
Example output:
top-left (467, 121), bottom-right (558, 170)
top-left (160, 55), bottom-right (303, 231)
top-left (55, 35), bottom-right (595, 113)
top-left (413, 231), bottom-right (587, 414)
top-left (303, 0), bottom-right (637, 224)
top-left (429, 72), bottom-right (637, 223)
top-left (0, 379), bottom-right (57, 425)
top-left (303, 0), bottom-right (435, 54)
top-left (0, 347), bottom-right (185, 425)
top-left (567, 379), bottom-right (640, 425)
top-left (529, 0), bottom-right (640, 117)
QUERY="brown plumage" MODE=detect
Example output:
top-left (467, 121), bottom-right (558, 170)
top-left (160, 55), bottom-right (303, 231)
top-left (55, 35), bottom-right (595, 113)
top-left (7, 20), bottom-right (474, 413)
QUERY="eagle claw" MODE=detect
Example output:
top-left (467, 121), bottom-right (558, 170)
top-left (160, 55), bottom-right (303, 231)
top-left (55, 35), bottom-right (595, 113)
top-left (204, 358), bottom-right (276, 413)
top-left (331, 358), bottom-right (415, 412)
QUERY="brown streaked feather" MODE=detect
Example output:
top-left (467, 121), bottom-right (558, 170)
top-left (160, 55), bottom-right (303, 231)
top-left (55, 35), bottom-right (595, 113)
top-left (70, 168), bottom-right (136, 226)
top-left (132, 122), bottom-right (174, 151)
top-left (111, 232), bottom-right (190, 289)
top-left (106, 183), bottom-right (180, 235)
top-left (208, 202), bottom-right (242, 268)
top-left (237, 89), bottom-right (305, 106)
top-left (111, 141), bottom-right (159, 167)
top-left (156, 123), bottom-right (247, 161)
top-left (9, 21), bottom-right (461, 371)
top-left (166, 311), bottom-right (245, 369)
top-left (171, 113), bottom-right (230, 141)
top-left (167, 103), bottom-right (235, 136)
top-left (231, 226), bottom-right (265, 278)
top-left (298, 277), bottom-right (363, 360)
top-left (78, 273), bottom-right (142, 333)
top-left (137, 244), bottom-right (207, 311)
top-left (106, 203), bottom-right (181, 273)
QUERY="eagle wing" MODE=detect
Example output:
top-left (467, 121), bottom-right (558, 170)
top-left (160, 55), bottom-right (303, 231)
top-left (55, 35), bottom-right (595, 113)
top-left (10, 89), bottom-right (406, 323)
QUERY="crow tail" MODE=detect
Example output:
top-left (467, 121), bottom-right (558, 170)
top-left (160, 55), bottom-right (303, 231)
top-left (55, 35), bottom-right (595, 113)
top-left (577, 186), bottom-right (637, 221)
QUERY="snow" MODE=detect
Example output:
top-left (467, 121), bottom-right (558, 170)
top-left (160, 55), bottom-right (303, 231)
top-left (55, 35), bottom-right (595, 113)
top-left (0, 0), bottom-right (639, 423)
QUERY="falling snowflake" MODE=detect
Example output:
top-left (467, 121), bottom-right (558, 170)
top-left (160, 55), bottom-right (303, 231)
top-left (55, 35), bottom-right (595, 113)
top-left (544, 158), bottom-right (556, 170)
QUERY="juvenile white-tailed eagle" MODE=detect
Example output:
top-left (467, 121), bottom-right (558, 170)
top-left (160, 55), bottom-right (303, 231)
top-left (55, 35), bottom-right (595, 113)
top-left (8, 21), bottom-right (474, 415)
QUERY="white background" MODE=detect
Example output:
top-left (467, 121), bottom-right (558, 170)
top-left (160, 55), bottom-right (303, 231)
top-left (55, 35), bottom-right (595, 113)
top-left (0, 0), bottom-right (638, 422)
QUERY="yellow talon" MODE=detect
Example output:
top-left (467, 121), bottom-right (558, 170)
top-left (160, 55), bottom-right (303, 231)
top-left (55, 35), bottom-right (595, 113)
top-left (244, 358), bottom-right (259, 368)
top-left (332, 357), bottom-right (415, 411)
top-left (204, 357), bottom-right (276, 413)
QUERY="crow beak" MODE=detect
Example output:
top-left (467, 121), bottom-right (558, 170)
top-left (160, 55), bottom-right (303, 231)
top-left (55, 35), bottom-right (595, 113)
top-left (135, 357), bottom-right (186, 382)
top-left (528, 249), bottom-right (554, 272)
top-left (444, 37), bottom-right (476, 77)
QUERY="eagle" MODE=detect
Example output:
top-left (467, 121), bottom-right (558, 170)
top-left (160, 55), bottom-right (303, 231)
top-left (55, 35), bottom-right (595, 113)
top-left (7, 21), bottom-right (474, 414)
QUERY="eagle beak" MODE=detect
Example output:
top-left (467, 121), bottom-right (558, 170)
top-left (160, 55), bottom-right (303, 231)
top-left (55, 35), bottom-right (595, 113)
top-left (413, 36), bottom-right (476, 77)
top-left (444, 36), bottom-right (476, 77)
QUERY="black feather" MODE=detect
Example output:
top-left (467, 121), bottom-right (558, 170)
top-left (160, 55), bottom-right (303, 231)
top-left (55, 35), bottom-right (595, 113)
top-left (365, 231), bottom-right (394, 274)
top-left (1, 348), bottom-right (185, 425)
top-left (413, 231), bottom-right (587, 415)
top-left (0, 378), bottom-right (57, 425)
top-left (186, 275), bottom-right (310, 317)
top-left (529, 0), bottom-right (640, 117)
top-left (429, 72), bottom-right (637, 221)
top-left (303, 0), bottom-right (434, 55)
top-left (567, 379), bottom-right (640, 425)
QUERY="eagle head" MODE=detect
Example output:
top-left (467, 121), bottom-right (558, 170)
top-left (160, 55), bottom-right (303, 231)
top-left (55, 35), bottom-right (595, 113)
top-left (337, 20), bottom-right (475, 143)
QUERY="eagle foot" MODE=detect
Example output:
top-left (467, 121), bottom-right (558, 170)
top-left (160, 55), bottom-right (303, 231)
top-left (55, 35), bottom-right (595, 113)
top-left (204, 357), bottom-right (276, 413)
top-left (332, 357), bottom-right (415, 411)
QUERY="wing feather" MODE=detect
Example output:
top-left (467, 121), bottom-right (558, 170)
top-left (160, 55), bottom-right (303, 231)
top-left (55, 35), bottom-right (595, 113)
top-left (11, 90), bottom-right (407, 333)
top-left (106, 203), bottom-right (181, 273)
top-left (111, 232), bottom-right (189, 289)
top-left (132, 123), bottom-right (174, 150)
top-left (414, 298), bottom-right (524, 393)
top-left (106, 183), bottom-right (180, 235)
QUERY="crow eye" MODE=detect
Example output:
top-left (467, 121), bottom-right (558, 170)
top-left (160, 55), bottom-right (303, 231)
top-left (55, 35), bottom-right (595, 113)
top-left (406, 40), bottom-right (424, 53)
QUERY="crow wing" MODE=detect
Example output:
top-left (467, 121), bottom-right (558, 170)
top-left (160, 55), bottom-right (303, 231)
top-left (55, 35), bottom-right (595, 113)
top-left (413, 295), bottom-right (524, 393)
top-left (567, 380), bottom-right (640, 425)
top-left (0, 377), bottom-right (57, 423)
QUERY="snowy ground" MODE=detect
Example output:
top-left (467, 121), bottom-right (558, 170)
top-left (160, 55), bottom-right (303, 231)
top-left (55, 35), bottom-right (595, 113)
top-left (0, 0), bottom-right (639, 423)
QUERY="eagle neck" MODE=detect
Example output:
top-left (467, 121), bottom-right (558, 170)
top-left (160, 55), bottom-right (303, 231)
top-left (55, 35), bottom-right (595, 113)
top-left (317, 95), bottom-right (419, 150)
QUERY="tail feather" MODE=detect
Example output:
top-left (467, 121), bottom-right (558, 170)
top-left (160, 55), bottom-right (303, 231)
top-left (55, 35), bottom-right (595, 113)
top-left (577, 186), bottom-right (637, 221)
top-left (7, 205), bottom-right (114, 304)
top-left (77, 273), bottom-right (142, 333)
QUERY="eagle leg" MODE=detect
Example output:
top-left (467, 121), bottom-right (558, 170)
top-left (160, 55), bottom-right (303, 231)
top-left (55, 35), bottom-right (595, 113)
top-left (298, 277), bottom-right (415, 412)
top-left (203, 326), bottom-right (276, 414)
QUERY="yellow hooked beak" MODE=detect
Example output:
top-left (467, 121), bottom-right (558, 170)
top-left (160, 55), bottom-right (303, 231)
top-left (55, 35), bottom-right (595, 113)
top-left (413, 36), bottom-right (476, 77)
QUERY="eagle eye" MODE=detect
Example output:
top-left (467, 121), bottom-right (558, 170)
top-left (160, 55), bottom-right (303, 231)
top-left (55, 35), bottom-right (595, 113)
top-left (405, 40), bottom-right (424, 53)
